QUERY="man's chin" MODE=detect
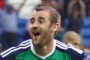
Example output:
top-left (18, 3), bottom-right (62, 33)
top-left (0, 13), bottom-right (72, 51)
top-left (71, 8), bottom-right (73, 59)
top-left (32, 40), bottom-right (43, 48)
top-left (33, 43), bottom-right (43, 48)
top-left (32, 39), bottom-right (40, 46)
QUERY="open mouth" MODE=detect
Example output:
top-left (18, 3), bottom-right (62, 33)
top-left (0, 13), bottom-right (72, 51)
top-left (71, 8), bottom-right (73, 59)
top-left (33, 32), bottom-right (41, 37)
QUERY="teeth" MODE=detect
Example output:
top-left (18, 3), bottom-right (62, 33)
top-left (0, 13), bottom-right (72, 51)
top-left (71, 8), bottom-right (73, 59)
top-left (33, 31), bottom-right (40, 36)
top-left (33, 32), bottom-right (37, 33)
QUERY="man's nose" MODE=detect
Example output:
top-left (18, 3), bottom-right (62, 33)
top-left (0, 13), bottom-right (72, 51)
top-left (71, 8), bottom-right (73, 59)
top-left (33, 21), bottom-right (39, 27)
top-left (33, 22), bottom-right (39, 30)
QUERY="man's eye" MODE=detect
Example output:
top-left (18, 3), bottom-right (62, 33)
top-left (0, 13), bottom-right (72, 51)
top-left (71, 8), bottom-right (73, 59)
top-left (74, 43), bottom-right (78, 45)
top-left (30, 19), bottom-right (35, 24)
top-left (39, 20), bottom-right (43, 23)
top-left (38, 17), bottom-right (45, 24)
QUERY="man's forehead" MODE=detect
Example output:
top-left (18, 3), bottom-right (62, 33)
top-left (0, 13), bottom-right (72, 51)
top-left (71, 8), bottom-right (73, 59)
top-left (32, 10), bottom-right (50, 16)
top-left (30, 10), bottom-right (50, 19)
top-left (33, 10), bottom-right (49, 13)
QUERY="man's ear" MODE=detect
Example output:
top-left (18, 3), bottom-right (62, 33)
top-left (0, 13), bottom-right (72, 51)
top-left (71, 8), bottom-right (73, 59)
top-left (52, 23), bottom-right (60, 32)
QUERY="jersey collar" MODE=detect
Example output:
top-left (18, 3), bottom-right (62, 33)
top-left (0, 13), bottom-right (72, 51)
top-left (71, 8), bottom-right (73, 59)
top-left (30, 39), bottom-right (56, 59)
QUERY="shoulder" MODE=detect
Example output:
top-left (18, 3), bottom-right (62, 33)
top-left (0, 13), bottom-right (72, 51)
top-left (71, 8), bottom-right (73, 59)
top-left (55, 40), bottom-right (68, 50)
top-left (55, 40), bottom-right (85, 60)
top-left (0, 39), bottom-right (31, 60)
top-left (66, 43), bottom-right (85, 60)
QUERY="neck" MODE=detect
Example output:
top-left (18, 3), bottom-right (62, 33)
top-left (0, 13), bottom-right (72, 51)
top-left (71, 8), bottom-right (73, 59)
top-left (33, 39), bottom-right (54, 56)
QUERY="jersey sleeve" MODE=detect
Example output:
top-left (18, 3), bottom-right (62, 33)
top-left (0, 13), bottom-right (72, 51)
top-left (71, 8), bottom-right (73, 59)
top-left (66, 48), bottom-right (85, 60)
top-left (0, 55), bottom-right (3, 60)
top-left (0, 39), bottom-right (31, 60)
top-left (66, 43), bottom-right (86, 60)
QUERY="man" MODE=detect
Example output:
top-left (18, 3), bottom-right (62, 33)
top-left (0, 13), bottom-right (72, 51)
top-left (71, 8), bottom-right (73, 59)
top-left (0, 6), bottom-right (85, 60)
top-left (1, 4), bottom-right (18, 51)
top-left (62, 31), bottom-right (90, 60)
top-left (41, 0), bottom-right (64, 41)
top-left (62, 31), bottom-right (81, 48)
top-left (1, 0), bottom-right (25, 51)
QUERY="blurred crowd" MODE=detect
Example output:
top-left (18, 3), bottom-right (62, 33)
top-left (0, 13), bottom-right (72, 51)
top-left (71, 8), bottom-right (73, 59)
top-left (0, 0), bottom-right (90, 59)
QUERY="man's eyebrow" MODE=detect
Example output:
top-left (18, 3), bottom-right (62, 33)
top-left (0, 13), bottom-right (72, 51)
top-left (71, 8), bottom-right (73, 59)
top-left (38, 17), bottom-right (45, 20)
top-left (30, 17), bottom-right (34, 20)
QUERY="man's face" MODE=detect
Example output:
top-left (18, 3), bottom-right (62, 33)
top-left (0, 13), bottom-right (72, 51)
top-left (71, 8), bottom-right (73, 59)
top-left (29, 10), bottom-right (54, 47)
top-left (63, 37), bottom-right (81, 48)
top-left (70, 39), bottom-right (80, 48)
top-left (7, 5), bottom-right (13, 13)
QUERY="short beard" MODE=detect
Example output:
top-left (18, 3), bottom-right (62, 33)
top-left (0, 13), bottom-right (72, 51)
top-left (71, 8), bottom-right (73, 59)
top-left (33, 44), bottom-right (43, 48)
top-left (33, 30), bottom-right (52, 48)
